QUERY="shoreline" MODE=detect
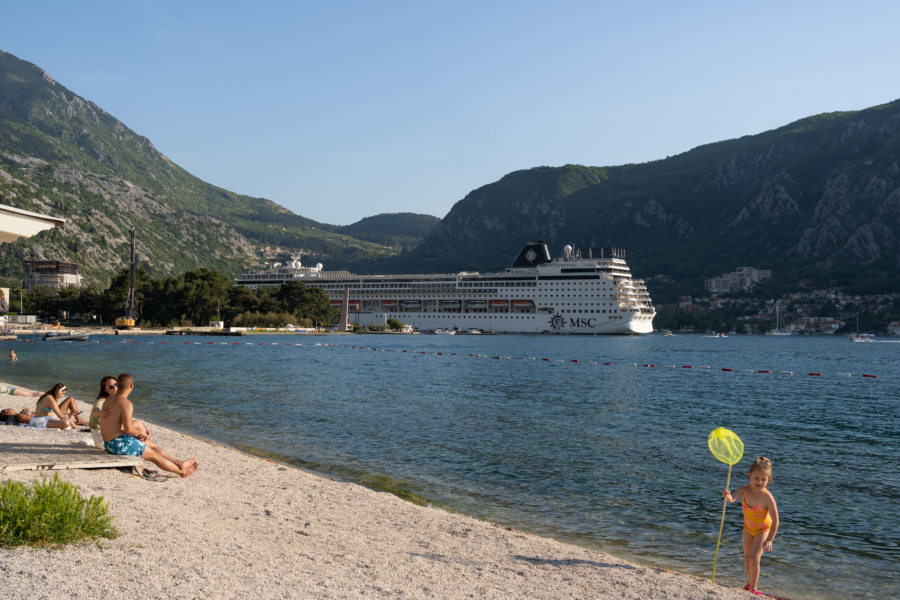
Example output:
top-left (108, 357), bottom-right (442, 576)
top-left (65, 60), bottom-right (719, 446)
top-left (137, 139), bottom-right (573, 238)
top-left (0, 394), bottom-right (755, 599)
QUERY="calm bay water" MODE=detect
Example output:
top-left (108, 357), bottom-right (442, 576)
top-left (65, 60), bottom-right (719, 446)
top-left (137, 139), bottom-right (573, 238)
top-left (2, 333), bottom-right (897, 599)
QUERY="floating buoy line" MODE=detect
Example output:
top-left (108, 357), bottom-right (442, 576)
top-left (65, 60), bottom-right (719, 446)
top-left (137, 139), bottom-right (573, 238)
top-left (13, 337), bottom-right (897, 381)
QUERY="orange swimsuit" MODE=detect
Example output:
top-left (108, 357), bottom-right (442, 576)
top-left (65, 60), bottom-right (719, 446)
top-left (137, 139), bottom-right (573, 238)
top-left (741, 492), bottom-right (772, 536)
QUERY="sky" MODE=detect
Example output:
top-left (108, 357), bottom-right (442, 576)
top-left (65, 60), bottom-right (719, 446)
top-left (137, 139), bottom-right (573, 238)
top-left (2, 1), bottom-right (899, 225)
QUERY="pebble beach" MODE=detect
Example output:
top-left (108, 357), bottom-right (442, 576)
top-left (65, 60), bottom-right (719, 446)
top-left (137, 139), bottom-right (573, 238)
top-left (0, 394), bottom-right (754, 599)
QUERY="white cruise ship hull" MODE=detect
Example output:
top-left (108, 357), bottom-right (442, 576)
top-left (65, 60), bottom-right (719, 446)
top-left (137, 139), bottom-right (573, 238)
top-left (236, 241), bottom-right (656, 335)
top-left (345, 311), bottom-right (654, 335)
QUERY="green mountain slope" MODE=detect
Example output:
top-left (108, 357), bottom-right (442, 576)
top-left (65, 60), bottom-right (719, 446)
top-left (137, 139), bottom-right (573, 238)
top-left (0, 50), bottom-right (399, 287)
top-left (336, 213), bottom-right (440, 251)
top-left (360, 100), bottom-right (900, 296)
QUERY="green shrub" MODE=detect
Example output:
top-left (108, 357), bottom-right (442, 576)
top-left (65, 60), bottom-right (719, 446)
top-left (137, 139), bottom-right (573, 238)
top-left (0, 474), bottom-right (118, 547)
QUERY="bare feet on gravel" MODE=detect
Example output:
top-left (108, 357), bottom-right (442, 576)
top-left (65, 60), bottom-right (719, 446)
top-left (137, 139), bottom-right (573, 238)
top-left (180, 458), bottom-right (199, 478)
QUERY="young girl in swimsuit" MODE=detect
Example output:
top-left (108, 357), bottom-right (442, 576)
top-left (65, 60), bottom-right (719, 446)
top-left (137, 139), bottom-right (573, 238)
top-left (723, 456), bottom-right (780, 596)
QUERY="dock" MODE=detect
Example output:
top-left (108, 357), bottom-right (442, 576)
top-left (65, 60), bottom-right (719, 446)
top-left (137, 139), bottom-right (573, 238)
top-left (164, 330), bottom-right (246, 336)
top-left (0, 427), bottom-right (142, 474)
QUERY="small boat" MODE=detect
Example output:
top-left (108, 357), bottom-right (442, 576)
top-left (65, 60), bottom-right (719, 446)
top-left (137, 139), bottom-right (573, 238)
top-left (43, 331), bottom-right (90, 342)
top-left (850, 333), bottom-right (875, 343)
top-left (663, 330), bottom-right (675, 337)
top-left (766, 302), bottom-right (795, 336)
top-left (430, 328), bottom-right (456, 335)
top-left (848, 314), bottom-right (874, 342)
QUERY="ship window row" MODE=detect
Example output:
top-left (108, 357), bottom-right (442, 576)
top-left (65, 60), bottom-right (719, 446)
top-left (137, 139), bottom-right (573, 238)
top-left (459, 282), bottom-right (535, 287)
top-left (377, 314), bottom-right (622, 320)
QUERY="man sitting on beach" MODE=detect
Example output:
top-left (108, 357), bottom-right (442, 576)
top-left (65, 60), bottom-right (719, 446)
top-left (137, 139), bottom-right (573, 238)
top-left (100, 373), bottom-right (198, 478)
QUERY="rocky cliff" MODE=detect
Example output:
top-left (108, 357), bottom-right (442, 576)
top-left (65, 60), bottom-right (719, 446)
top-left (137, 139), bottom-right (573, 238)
top-left (0, 51), bottom-right (406, 287)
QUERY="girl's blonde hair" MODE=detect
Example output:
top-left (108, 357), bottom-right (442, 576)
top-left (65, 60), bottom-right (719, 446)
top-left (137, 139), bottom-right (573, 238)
top-left (749, 456), bottom-right (773, 479)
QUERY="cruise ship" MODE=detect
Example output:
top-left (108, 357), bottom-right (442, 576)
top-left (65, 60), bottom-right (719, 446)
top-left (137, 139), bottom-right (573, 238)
top-left (235, 241), bottom-right (656, 334)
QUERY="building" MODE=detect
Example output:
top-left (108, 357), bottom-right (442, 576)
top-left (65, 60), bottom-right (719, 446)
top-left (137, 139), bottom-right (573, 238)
top-left (23, 260), bottom-right (82, 291)
top-left (704, 267), bottom-right (772, 294)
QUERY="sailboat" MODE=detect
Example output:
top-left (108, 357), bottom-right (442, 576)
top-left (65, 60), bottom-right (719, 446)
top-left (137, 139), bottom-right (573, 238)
top-left (849, 313), bottom-right (875, 342)
top-left (766, 302), bottom-right (794, 336)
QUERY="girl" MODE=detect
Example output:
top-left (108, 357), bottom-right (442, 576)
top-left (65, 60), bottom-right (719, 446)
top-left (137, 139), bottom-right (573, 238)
top-left (723, 456), bottom-right (780, 595)
top-left (29, 383), bottom-right (83, 429)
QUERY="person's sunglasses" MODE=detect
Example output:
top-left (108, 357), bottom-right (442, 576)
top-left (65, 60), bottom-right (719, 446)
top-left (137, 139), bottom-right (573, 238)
top-left (106, 383), bottom-right (118, 390)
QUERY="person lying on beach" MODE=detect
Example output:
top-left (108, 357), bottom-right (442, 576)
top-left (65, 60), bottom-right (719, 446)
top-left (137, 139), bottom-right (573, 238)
top-left (100, 373), bottom-right (198, 478)
top-left (0, 382), bottom-right (43, 398)
top-left (89, 375), bottom-right (150, 448)
top-left (1, 407), bottom-right (31, 425)
top-left (32, 383), bottom-right (88, 428)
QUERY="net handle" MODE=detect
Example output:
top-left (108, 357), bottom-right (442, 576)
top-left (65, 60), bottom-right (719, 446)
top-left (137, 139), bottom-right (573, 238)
top-left (711, 464), bottom-right (732, 583)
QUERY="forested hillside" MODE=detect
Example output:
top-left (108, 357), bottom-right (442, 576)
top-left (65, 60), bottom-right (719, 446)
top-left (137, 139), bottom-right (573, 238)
top-left (359, 100), bottom-right (900, 299)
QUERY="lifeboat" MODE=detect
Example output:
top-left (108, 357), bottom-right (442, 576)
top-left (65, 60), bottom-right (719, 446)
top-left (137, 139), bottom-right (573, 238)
top-left (490, 300), bottom-right (509, 306)
top-left (511, 300), bottom-right (534, 306)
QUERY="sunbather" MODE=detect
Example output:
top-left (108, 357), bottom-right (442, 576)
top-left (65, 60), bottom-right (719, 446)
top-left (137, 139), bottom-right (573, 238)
top-left (1, 407), bottom-right (31, 425)
top-left (30, 383), bottom-right (86, 429)
top-left (0, 381), bottom-right (43, 398)
top-left (100, 373), bottom-right (198, 478)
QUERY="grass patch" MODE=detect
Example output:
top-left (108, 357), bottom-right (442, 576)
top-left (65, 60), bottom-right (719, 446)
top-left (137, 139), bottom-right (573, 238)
top-left (0, 474), bottom-right (118, 547)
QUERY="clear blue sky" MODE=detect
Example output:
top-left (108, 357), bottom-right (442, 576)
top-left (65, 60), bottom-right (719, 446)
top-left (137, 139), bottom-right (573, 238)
top-left (2, 1), bottom-right (899, 225)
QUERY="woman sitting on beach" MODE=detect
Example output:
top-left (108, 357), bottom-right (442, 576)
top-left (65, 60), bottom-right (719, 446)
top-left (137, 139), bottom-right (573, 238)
top-left (90, 376), bottom-right (149, 447)
top-left (29, 383), bottom-right (87, 429)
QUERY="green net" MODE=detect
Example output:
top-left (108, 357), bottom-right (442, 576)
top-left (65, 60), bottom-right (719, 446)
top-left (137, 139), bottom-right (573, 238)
top-left (707, 427), bottom-right (744, 465)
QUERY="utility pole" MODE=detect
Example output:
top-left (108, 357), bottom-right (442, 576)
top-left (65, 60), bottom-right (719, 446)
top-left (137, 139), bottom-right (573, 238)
top-left (125, 228), bottom-right (136, 321)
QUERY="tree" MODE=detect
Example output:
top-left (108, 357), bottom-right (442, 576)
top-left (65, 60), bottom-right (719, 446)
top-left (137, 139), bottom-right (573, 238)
top-left (274, 281), bottom-right (338, 326)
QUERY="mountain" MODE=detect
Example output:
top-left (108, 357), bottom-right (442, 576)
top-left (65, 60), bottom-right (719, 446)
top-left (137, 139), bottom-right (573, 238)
top-left (336, 213), bottom-right (440, 251)
top-left (0, 50), bottom-right (428, 287)
top-left (5, 50), bottom-right (900, 300)
top-left (360, 99), bottom-right (900, 297)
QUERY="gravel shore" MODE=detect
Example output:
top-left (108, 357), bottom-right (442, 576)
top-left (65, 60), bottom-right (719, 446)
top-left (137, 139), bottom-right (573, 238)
top-left (0, 395), bottom-right (751, 599)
